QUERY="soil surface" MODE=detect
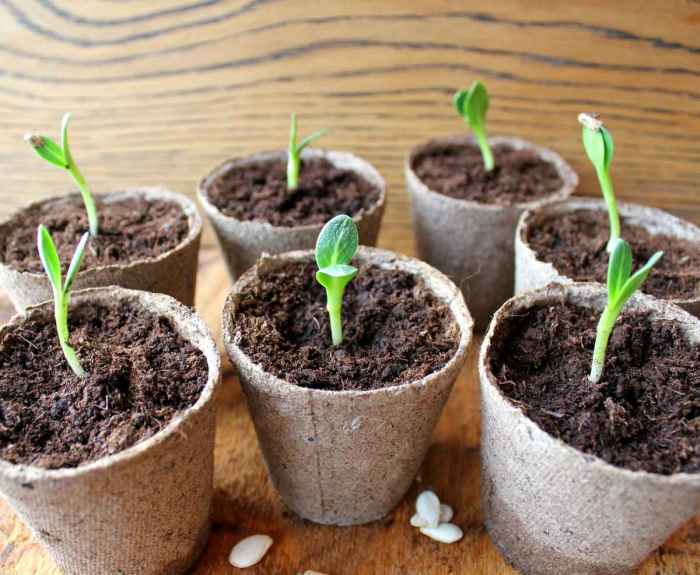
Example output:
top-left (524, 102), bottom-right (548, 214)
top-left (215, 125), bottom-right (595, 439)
top-left (411, 142), bottom-right (563, 205)
top-left (526, 209), bottom-right (700, 300)
top-left (0, 300), bottom-right (207, 469)
top-left (206, 157), bottom-right (381, 227)
top-left (231, 260), bottom-right (460, 391)
top-left (0, 194), bottom-right (190, 273)
top-left (488, 299), bottom-right (699, 475)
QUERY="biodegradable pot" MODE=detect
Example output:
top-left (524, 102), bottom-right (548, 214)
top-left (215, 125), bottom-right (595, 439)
top-left (0, 287), bottom-right (221, 575)
top-left (405, 135), bottom-right (578, 330)
top-left (479, 283), bottom-right (700, 575)
top-left (223, 247), bottom-right (473, 525)
top-left (515, 197), bottom-right (700, 317)
top-left (0, 188), bottom-right (202, 312)
top-left (198, 149), bottom-right (386, 282)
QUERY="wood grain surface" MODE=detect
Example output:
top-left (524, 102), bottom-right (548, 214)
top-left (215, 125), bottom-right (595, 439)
top-left (0, 1), bottom-right (699, 574)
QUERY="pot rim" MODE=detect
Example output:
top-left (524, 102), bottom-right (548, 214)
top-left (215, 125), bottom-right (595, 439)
top-left (516, 197), bottom-right (700, 306)
top-left (0, 187), bottom-right (203, 278)
top-left (0, 286), bottom-right (221, 481)
top-left (405, 134), bottom-right (578, 211)
top-left (197, 148), bottom-right (387, 232)
top-left (479, 281), bottom-right (700, 485)
top-left (222, 245), bottom-right (473, 398)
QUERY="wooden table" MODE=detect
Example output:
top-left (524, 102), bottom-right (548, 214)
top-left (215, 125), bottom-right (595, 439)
top-left (0, 2), bottom-right (698, 574)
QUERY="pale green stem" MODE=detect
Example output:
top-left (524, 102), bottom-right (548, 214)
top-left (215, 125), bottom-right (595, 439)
top-left (326, 288), bottom-right (344, 346)
top-left (475, 129), bottom-right (495, 171)
top-left (589, 305), bottom-right (616, 384)
top-left (287, 150), bottom-right (300, 191)
top-left (55, 292), bottom-right (86, 378)
top-left (596, 167), bottom-right (620, 253)
top-left (67, 161), bottom-right (98, 236)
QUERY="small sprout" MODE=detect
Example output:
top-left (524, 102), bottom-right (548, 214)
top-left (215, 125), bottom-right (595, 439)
top-left (37, 225), bottom-right (89, 378)
top-left (589, 238), bottom-right (662, 384)
top-left (453, 80), bottom-right (494, 171)
top-left (287, 113), bottom-right (328, 190)
top-left (579, 112), bottom-right (618, 253)
top-left (25, 113), bottom-right (99, 236)
top-left (315, 215), bottom-right (358, 346)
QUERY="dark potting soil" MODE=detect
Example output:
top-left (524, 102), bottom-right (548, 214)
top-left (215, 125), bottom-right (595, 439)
top-left (488, 299), bottom-right (699, 475)
top-left (411, 142), bottom-right (563, 205)
top-left (0, 194), bottom-right (190, 273)
top-left (206, 157), bottom-right (381, 227)
top-left (526, 209), bottom-right (700, 301)
top-left (231, 261), bottom-right (460, 391)
top-left (0, 300), bottom-right (207, 469)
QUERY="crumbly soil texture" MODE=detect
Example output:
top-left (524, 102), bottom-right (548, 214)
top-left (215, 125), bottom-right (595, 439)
top-left (411, 142), bottom-right (563, 205)
top-left (231, 261), bottom-right (460, 391)
top-left (0, 194), bottom-right (190, 273)
top-left (526, 209), bottom-right (700, 301)
top-left (488, 299), bottom-right (699, 475)
top-left (206, 157), bottom-right (381, 227)
top-left (0, 300), bottom-right (207, 469)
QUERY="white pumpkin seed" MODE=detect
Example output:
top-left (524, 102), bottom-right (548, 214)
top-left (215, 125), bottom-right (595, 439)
top-left (303, 571), bottom-right (329, 575)
top-left (229, 534), bottom-right (273, 568)
top-left (415, 490), bottom-right (441, 528)
top-left (439, 503), bottom-right (454, 523)
top-left (410, 513), bottom-right (429, 528)
top-left (419, 523), bottom-right (464, 544)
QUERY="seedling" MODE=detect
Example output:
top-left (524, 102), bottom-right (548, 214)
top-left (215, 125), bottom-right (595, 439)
top-left (453, 80), bottom-right (494, 171)
top-left (315, 214), bottom-right (358, 346)
top-left (287, 113), bottom-right (328, 190)
top-left (25, 113), bottom-right (99, 236)
top-left (589, 238), bottom-right (662, 383)
top-left (579, 112), bottom-right (618, 253)
top-left (37, 224), bottom-right (89, 378)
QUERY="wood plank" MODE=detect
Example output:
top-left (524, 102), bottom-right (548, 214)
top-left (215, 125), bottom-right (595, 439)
top-left (0, 1), bottom-right (699, 573)
top-left (0, 249), bottom-right (698, 574)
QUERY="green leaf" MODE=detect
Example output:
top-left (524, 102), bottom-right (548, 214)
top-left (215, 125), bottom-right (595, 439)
top-left (315, 214), bottom-right (359, 269)
top-left (288, 112), bottom-right (298, 157)
top-left (454, 80), bottom-right (489, 130)
top-left (606, 238), bottom-right (632, 300)
top-left (37, 225), bottom-right (63, 294)
top-left (24, 134), bottom-right (67, 169)
top-left (298, 128), bottom-right (328, 152)
top-left (615, 250), bottom-right (663, 307)
top-left (600, 126), bottom-right (614, 171)
top-left (63, 232), bottom-right (89, 294)
top-left (61, 112), bottom-right (74, 168)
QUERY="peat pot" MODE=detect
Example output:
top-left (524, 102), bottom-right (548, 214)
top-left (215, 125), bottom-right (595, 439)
top-left (0, 188), bottom-right (202, 311)
top-left (0, 287), bottom-right (221, 575)
top-left (516, 197), bottom-right (700, 317)
top-left (405, 135), bottom-right (578, 330)
top-left (479, 283), bottom-right (700, 575)
top-left (223, 247), bottom-right (473, 525)
top-left (198, 149), bottom-right (386, 282)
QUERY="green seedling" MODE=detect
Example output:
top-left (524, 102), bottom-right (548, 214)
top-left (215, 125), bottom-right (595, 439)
top-left (25, 113), bottom-right (99, 236)
top-left (453, 80), bottom-right (494, 171)
top-left (287, 113), bottom-right (328, 190)
top-left (315, 214), bottom-right (359, 346)
top-left (37, 224), bottom-right (89, 378)
top-left (589, 238), bottom-right (662, 384)
top-left (579, 112), bottom-right (618, 253)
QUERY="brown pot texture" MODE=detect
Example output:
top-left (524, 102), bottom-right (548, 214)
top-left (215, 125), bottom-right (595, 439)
top-left (479, 283), bottom-right (700, 575)
top-left (0, 188), bottom-right (202, 312)
top-left (0, 287), bottom-right (221, 575)
top-left (405, 135), bottom-right (578, 331)
top-left (515, 197), bottom-right (700, 317)
top-left (198, 149), bottom-right (386, 282)
top-left (222, 246), bottom-right (473, 525)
